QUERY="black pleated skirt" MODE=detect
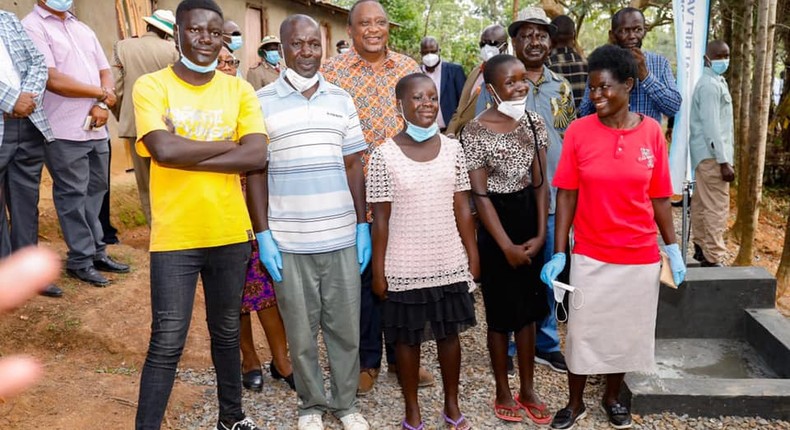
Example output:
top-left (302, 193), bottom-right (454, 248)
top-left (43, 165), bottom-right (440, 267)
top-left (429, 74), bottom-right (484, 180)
top-left (478, 187), bottom-right (549, 333)
top-left (382, 282), bottom-right (477, 346)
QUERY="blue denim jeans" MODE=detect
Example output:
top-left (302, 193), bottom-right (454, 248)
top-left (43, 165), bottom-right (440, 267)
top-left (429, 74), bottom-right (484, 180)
top-left (135, 242), bottom-right (250, 429)
top-left (536, 214), bottom-right (561, 353)
top-left (359, 263), bottom-right (396, 370)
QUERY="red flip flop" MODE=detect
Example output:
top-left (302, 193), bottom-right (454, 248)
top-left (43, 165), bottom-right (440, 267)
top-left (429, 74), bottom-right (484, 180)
top-left (494, 401), bottom-right (524, 422)
top-left (515, 393), bottom-right (552, 425)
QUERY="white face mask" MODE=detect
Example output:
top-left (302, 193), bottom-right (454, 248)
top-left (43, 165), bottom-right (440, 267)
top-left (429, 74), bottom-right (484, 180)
top-left (551, 280), bottom-right (583, 323)
top-left (479, 44), bottom-right (500, 62)
top-left (489, 85), bottom-right (526, 121)
top-left (284, 68), bottom-right (319, 93)
top-left (422, 53), bottom-right (440, 68)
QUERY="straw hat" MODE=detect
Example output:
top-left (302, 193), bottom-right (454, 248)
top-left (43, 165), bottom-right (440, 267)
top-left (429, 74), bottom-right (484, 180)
top-left (508, 6), bottom-right (557, 38)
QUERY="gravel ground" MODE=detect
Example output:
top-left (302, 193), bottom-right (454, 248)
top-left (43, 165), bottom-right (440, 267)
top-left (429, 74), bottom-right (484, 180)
top-left (177, 207), bottom-right (789, 429)
top-left (176, 291), bottom-right (790, 429)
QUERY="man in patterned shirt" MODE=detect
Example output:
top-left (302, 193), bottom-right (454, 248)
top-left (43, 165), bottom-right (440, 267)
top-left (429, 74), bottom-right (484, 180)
top-left (476, 6), bottom-right (577, 374)
top-left (546, 15), bottom-right (587, 109)
top-left (321, 0), bottom-right (428, 396)
top-left (578, 7), bottom-right (681, 122)
top-left (0, 9), bottom-right (60, 298)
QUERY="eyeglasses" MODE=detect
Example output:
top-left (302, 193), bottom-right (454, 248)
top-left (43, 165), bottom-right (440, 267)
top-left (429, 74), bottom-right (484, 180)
top-left (218, 58), bottom-right (240, 67)
top-left (479, 40), bottom-right (505, 48)
top-left (224, 31), bottom-right (242, 36)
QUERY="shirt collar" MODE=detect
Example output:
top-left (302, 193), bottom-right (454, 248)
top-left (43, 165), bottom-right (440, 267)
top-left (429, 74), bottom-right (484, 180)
top-left (274, 71), bottom-right (328, 98)
top-left (348, 46), bottom-right (396, 70)
top-left (34, 4), bottom-right (76, 21)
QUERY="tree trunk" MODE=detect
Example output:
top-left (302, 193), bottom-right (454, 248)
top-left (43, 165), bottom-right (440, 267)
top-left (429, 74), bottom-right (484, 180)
top-left (777, 209), bottom-right (790, 310)
top-left (734, 0), bottom-right (778, 265)
top-left (733, 0), bottom-right (755, 238)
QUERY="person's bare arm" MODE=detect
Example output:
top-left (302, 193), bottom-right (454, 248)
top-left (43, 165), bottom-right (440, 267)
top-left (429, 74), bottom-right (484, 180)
top-left (525, 147), bottom-right (548, 259)
top-left (371, 202), bottom-right (391, 299)
top-left (454, 191), bottom-right (479, 279)
top-left (652, 197), bottom-right (677, 245)
top-left (344, 151), bottom-right (366, 223)
top-left (140, 130), bottom-right (237, 168)
top-left (246, 167), bottom-right (269, 233)
top-left (186, 133), bottom-right (268, 173)
top-left (553, 188), bottom-right (578, 254)
top-left (45, 68), bottom-right (105, 100)
top-left (98, 69), bottom-right (116, 107)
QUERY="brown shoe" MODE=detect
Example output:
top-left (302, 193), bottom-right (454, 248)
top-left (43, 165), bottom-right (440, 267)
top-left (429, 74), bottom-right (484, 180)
top-left (357, 368), bottom-right (379, 396)
top-left (387, 364), bottom-right (435, 388)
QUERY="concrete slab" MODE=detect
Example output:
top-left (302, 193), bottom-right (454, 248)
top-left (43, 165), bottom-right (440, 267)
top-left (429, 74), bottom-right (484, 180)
top-left (745, 309), bottom-right (790, 377)
top-left (624, 374), bottom-right (790, 419)
top-left (656, 267), bottom-right (776, 339)
top-left (653, 338), bottom-right (777, 379)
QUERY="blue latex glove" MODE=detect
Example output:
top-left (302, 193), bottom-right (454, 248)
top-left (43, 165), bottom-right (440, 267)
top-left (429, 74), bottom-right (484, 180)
top-left (356, 223), bottom-right (372, 273)
top-left (540, 252), bottom-right (567, 287)
top-left (662, 243), bottom-right (686, 285)
top-left (256, 230), bottom-right (283, 282)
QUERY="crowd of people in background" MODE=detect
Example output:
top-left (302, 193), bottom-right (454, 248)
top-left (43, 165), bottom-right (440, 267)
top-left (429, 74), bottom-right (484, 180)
top-left (0, 0), bottom-right (738, 428)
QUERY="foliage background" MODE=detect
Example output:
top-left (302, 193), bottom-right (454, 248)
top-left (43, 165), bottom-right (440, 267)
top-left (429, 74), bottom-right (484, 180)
top-left (332, 0), bottom-right (677, 73)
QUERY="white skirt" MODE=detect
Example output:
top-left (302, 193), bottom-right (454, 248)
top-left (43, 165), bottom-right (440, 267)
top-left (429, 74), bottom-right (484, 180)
top-left (566, 253), bottom-right (660, 375)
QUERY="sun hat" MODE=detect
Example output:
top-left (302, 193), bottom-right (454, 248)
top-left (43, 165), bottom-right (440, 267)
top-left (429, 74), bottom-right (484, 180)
top-left (258, 35), bottom-right (281, 49)
top-left (508, 6), bottom-right (558, 38)
top-left (142, 9), bottom-right (175, 37)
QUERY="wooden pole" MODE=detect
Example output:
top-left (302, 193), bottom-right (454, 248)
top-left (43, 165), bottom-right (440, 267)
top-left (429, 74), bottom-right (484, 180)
top-left (513, 0), bottom-right (520, 21)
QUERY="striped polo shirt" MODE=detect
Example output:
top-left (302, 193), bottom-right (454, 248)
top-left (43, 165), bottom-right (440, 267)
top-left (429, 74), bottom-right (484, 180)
top-left (257, 73), bottom-right (367, 254)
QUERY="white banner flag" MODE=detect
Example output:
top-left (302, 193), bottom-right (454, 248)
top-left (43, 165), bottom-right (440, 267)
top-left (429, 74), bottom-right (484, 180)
top-left (669, 0), bottom-right (711, 194)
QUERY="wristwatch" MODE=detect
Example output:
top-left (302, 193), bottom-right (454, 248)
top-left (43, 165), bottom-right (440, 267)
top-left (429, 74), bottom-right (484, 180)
top-left (94, 102), bottom-right (109, 110)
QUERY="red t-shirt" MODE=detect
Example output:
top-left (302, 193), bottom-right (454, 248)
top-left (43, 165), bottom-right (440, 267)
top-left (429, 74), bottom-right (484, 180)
top-left (553, 114), bottom-right (673, 264)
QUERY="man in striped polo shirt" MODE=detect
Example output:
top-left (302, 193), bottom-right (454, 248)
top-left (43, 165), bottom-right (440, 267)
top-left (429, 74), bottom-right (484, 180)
top-left (246, 14), bottom-right (371, 430)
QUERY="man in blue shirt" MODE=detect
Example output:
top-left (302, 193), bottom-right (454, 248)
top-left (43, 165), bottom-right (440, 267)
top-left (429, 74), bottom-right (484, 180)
top-left (689, 40), bottom-right (733, 267)
top-left (578, 7), bottom-right (681, 122)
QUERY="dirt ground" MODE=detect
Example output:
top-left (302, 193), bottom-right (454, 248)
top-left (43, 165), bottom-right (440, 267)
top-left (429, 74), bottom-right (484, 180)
top-left (0, 171), bottom-right (787, 429)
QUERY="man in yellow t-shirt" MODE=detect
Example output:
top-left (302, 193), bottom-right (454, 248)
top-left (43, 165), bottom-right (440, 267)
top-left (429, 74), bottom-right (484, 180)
top-left (131, 2), bottom-right (266, 430)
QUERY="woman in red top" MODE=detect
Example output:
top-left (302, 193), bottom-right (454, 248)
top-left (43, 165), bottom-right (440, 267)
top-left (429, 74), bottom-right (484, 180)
top-left (541, 45), bottom-right (686, 430)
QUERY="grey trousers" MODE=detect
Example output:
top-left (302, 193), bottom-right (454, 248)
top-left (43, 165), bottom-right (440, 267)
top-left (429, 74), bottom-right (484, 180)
top-left (274, 246), bottom-right (361, 418)
top-left (0, 118), bottom-right (46, 257)
top-left (45, 138), bottom-right (109, 269)
top-left (126, 136), bottom-right (151, 225)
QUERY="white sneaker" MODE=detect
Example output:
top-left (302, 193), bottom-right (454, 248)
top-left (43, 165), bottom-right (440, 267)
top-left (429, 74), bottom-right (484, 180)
top-left (297, 414), bottom-right (324, 430)
top-left (340, 413), bottom-right (370, 430)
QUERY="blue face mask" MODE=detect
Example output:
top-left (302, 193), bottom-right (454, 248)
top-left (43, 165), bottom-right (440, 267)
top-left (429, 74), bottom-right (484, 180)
top-left (264, 50), bottom-right (281, 65)
top-left (404, 119), bottom-right (439, 142)
top-left (710, 59), bottom-right (729, 75)
top-left (177, 32), bottom-right (218, 74)
top-left (227, 35), bottom-right (243, 51)
top-left (46, 0), bottom-right (73, 12)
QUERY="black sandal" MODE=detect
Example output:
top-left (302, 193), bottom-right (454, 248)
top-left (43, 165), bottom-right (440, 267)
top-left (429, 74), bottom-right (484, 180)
top-left (600, 402), bottom-right (632, 429)
top-left (549, 405), bottom-right (587, 430)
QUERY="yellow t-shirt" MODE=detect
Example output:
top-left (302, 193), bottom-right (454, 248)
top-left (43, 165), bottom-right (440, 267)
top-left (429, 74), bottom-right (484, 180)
top-left (132, 66), bottom-right (266, 252)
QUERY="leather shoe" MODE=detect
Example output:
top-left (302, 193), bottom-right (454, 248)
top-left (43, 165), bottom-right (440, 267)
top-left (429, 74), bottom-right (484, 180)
top-left (67, 266), bottom-right (110, 287)
top-left (94, 256), bottom-right (130, 273)
top-left (242, 368), bottom-right (263, 392)
top-left (270, 360), bottom-right (295, 390)
top-left (700, 260), bottom-right (723, 267)
top-left (387, 364), bottom-right (435, 387)
top-left (357, 368), bottom-right (379, 396)
top-left (40, 284), bottom-right (63, 298)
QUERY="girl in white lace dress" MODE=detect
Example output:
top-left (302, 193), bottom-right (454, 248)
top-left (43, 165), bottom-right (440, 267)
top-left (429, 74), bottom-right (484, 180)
top-left (367, 74), bottom-right (478, 430)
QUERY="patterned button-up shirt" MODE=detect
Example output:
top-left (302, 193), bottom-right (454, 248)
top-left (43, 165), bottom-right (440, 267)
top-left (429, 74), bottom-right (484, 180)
top-left (322, 47), bottom-right (420, 153)
top-left (475, 66), bottom-right (576, 213)
top-left (0, 10), bottom-right (53, 143)
top-left (578, 49), bottom-right (681, 123)
top-left (547, 46), bottom-right (588, 109)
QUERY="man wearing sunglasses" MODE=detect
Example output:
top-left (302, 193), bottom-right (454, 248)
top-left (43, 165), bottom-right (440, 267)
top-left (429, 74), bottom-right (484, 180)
top-left (445, 24), bottom-right (507, 137)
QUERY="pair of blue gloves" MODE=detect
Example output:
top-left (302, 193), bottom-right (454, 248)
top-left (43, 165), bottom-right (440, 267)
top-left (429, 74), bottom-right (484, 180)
top-left (256, 224), bottom-right (372, 282)
top-left (539, 243), bottom-right (687, 287)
